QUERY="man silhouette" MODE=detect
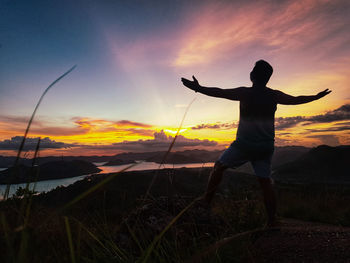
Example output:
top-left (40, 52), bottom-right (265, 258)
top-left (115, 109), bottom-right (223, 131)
top-left (181, 60), bottom-right (331, 227)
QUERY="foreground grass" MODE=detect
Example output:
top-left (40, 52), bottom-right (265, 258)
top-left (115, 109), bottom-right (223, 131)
top-left (1, 168), bottom-right (349, 262)
top-left (277, 184), bottom-right (350, 226)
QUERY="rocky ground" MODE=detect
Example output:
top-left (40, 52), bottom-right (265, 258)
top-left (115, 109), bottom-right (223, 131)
top-left (251, 218), bottom-right (350, 263)
top-left (114, 195), bottom-right (350, 262)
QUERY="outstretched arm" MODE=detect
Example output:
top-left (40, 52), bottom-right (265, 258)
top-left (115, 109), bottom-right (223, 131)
top-left (181, 76), bottom-right (246, 101)
top-left (274, 89), bottom-right (332, 105)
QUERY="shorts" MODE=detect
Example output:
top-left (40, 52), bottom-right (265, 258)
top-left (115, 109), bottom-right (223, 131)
top-left (217, 141), bottom-right (274, 178)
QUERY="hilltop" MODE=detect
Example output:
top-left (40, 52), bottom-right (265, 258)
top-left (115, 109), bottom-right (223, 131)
top-left (1, 164), bottom-right (349, 262)
top-left (274, 145), bottom-right (350, 184)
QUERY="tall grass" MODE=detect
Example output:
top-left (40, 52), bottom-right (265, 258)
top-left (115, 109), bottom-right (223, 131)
top-left (4, 65), bottom-right (77, 199)
top-left (64, 216), bottom-right (76, 263)
top-left (56, 97), bottom-right (198, 262)
top-left (19, 137), bottom-right (41, 227)
top-left (143, 97), bottom-right (196, 200)
top-left (137, 196), bottom-right (200, 263)
top-left (0, 73), bottom-right (206, 262)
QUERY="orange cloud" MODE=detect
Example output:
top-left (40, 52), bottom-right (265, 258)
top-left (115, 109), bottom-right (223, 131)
top-left (0, 115), bottom-right (156, 145)
top-left (72, 117), bottom-right (152, 130)
top-left (51, 118), bottom-right (155, 144)
top-left (113, 120), bottom-right (152, 128)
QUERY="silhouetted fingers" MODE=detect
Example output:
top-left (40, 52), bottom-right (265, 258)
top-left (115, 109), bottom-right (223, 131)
top-left (323, 89), bottom-right (332, 95)
top-left (192, 75), bottom-right (198, 83)
top-left (318, 89), bottom-right (332, 98)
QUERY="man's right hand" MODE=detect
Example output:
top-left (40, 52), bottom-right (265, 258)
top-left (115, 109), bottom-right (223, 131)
top-left (181, 76), bottom-right (201, 92)
top-left (316, 89), bottom-right (332, 99)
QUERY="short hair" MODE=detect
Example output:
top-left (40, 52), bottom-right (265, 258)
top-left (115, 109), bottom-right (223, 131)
top-left (251, 60), bottom-right (273, 84)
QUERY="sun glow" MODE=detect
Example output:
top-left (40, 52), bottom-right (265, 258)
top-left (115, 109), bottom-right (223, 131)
top-left (163, 128), bottom-right (187, 135)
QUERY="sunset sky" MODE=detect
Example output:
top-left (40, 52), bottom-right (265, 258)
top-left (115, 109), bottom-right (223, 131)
top-left (1, 0), bottom-right (350, 156)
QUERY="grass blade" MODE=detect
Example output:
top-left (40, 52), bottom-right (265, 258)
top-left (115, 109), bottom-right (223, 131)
top-left (64, 216), bottom-right (76, 263)
top-left (4, 65), bottom-right (77, 199)
top-left (17, 137), bottom-right (41, 227)
top-left (1, 213), bottom-right (15, 262)
top-left (143, 97), bottom-right (196, 199)
top-left (137, 196), bottom-right (200, 263)
top-left (71, 217), bottom-right (128, 261)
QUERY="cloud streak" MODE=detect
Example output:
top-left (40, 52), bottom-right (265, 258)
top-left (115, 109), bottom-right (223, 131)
top-left (276, 104), bottom-right (350, 130)
top-left (0, 116), bottom-right (155, 139)
top-left (0, 136), bottom-right (77, 151)
top-left (174, 0), bottom-right (350, 67)
top-left (191, 122), bottom-right (237, 130)
top-left (191, 104), bottom-right (350, 132)
top-left (307, 134), bottom-right (340, 146)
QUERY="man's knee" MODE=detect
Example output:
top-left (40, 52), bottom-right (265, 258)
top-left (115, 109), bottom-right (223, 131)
top-left (257, 177), bottom-right (273, 185)
top-left (213, 161), bottom-right (227, 173)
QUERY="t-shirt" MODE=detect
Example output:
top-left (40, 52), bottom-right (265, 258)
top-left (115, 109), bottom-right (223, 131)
top-left (235, 87), bottom-right (277, 153)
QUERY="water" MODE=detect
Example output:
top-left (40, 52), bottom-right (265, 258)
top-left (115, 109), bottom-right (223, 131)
top-left (98, 161), bottom-right (214, 174)
top-left (0, 175), bottom-right (87, 200)
top-left (0, 162), bottom-right (214, 199)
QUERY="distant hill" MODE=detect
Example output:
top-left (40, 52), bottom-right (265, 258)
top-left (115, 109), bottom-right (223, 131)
top-left (274, 145), bottom-right (350, 184)
top-left (106, 147), bottom-right (310, 166)
top-left (0, 155), bottom-right (114, 168)
top-left (0, 160), bottom-right (101, 184)
top-left (1, 146), bottom-right (310, 169)
top-left (104, 149), bottom-right (223, 165)
top-left (272, 146), bottom-right (309, 169)
top-left (103, 159), bottom-right (135, 166)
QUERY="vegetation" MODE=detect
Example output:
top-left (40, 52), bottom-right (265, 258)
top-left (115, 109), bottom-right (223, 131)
top-left (1, 167), bottom-right (349, 262)
top-left (13, 186), bottom-right (38, 198)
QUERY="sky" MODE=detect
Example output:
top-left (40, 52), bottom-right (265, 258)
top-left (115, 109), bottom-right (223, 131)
top-left (0, 0), bottom-right (350, 156)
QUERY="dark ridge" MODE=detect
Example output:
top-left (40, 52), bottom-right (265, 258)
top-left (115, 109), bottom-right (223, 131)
top-left (274, 145), bottom-right (350, 184)
top-left (0, 160), bottom-right (101, 184)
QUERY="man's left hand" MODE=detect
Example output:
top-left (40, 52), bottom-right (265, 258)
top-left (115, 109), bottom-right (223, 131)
top-left (181, 76), bottom-right (201, 92)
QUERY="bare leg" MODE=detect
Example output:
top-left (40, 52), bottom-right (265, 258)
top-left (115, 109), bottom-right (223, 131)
top-left (257, 177), bottom-right (277, 226)
top-left (203, 162), bottom-right (227, 205)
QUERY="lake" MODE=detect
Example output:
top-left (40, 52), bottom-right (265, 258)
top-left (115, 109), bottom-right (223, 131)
top-left (0, 162), bottom-right (214, 199)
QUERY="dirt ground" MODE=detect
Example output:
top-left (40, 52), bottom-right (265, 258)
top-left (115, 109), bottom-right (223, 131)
top-left (250, 218), bottom-right (350, 263)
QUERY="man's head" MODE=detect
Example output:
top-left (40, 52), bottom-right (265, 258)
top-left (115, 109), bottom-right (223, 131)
top-left (250, 60), bottom-right (273, 86)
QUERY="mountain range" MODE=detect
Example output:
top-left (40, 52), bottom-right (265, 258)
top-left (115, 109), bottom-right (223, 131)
top-left (0, 146), bottom-right (311, 168)
top-left (1, 145), bottom-right (349, 185)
